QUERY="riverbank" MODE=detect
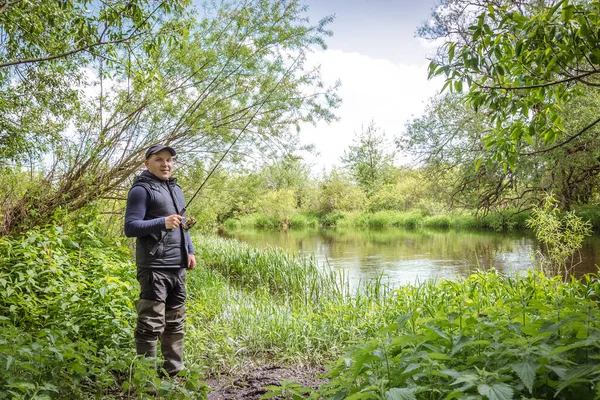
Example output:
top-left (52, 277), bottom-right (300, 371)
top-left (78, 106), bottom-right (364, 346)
top-left (223, 206), bottom-right (600, 233)
top-left (223, 209), bottom-right (533, 232)
top-left (3, 217), bottom-right (600, 398)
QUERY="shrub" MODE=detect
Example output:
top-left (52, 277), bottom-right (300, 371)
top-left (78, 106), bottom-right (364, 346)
top-left (320, 211), bottom-right (346, 227)
top-left (479, 208), bottom-right (530, 231)
top-left (315, 270), bottom-right (600, 400)
top-left (0, 208), bottom-right (208, 398)
top-left (288, 213), bottom-right (319, 229)
top-left (236, 213), bottom-right (279, 229)
top-left (423, 214), bottom-right (451, 229)
top-left (527, 194), bottom-right (593, 277)
top-left (222, 218), bottom-right (241, 230)
top-left (573, 204), bottom-right (600, 231)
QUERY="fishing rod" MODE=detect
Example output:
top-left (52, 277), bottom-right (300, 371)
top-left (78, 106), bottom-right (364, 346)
top-left (149, 54), bottom-right (302, 256)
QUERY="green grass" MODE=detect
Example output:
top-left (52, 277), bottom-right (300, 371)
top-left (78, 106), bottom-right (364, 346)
top-left (222, 209), bottom-right (534, 232)
top-left (328, 209), bottom-right (532, 231)
top-left (188, 234), bottom-right (396, 371)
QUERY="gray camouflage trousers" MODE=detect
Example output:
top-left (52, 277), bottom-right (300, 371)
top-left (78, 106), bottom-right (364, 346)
top-left (135, 268), bottom-right (186, 376)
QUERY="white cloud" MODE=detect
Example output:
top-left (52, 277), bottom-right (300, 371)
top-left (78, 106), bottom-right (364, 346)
top-left (299, 49), bottom-right (442, 174)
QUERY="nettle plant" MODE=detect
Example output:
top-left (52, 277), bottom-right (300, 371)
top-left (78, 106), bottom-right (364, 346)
top-left (0, 209), bottom-right (208, 399)
top-left (315, 270), bottom-right (600, 400)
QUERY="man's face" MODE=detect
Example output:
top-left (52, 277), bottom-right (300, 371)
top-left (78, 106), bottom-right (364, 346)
top-left (145, 149), bottom-right (175, 180)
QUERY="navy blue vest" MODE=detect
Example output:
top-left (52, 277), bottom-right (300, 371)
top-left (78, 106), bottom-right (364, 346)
top-left (131, 170), bottom-right (188, 268)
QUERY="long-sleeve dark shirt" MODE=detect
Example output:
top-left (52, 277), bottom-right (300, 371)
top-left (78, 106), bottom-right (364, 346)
top-left (124, 185), bottom-right (195, 255)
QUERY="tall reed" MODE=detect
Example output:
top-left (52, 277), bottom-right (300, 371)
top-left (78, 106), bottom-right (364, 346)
top-left (188, 235), bottom-right (396, 371)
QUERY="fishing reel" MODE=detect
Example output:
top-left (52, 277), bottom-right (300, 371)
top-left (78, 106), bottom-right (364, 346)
top-left (183, 216), bottom-right (197, 231)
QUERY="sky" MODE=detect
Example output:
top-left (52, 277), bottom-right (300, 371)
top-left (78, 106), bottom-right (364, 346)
top-left (297, 0), bottom-right (444, 173)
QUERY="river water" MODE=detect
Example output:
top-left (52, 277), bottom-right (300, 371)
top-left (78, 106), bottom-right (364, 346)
top-left (221, 228), bottom-right (600, 286)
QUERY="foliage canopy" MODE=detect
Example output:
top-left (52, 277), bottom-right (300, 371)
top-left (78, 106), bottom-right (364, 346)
top-left (427, 0), bottom-right (600, 170)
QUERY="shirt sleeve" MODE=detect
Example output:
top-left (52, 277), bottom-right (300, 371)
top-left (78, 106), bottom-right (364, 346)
top-left (124, 186), bottom-right (166, 237)
top-left (185, 229), bottom-right (195, 254)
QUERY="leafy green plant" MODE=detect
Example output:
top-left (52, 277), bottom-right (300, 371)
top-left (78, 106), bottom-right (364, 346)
top-left (527, 194), bottom-right (593, 277)
top-left (317, 270), bottom-right (600, 399)
top-left (261, 380), bottom-right (313, 399)
top-left (0, 208), bottom-right (209, 398)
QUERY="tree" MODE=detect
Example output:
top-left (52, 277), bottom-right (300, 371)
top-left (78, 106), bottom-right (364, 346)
top-left (0, 0), bottom-right (190, 162)
top-left (318, 168), bottom-right (365, 214)
top-left (402, 93), bottom-right (530, 210)
top-left (0, 0), bottom-right (340, 235)
top-left (260, 155), bottom-right (318, 209)
top-left (425, 0), bottom-right (600, 170)
top-left (403, 89), bottom-right (600, 211)
top-left (341, 122), bottom-right (395, 196)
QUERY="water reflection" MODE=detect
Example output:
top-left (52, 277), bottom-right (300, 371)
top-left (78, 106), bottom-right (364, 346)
top-left (221, 228), bottom-right (599, 286)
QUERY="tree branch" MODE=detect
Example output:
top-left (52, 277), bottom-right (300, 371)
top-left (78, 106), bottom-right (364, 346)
top-left (521, 115), bottom-right (600, 156)
top-left (476, 69), bottom-right (599, 91)
top-left (0, 35), bottom-right (134, 69)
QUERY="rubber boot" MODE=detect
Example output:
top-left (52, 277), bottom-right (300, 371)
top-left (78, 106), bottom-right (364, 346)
top-left (161, 306), bottom-right (186, 376)
top-left (135, 299), bottom-right (166, 358)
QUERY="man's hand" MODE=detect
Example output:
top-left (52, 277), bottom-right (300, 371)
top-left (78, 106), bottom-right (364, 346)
top-left (187, 254), bottom-right (196, 271)
top-left (165, 214), bottom-right (184, 229)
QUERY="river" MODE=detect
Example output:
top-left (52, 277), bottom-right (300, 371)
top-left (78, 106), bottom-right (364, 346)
top-left (221, 227), bottom-right (600, 286)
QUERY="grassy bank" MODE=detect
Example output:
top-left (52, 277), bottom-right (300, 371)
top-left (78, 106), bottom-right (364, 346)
top-left (3, 215), bottom-right (600, 399)
top-left (188, 235), bottom-right (397, 372)
top-left (223, 212), bottom-right (320, 230)
top-left (223, 209), bottom-right (532, 232)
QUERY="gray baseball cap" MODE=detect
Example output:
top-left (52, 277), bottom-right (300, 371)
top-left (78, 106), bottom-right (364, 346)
top-left (145, 144), bottom-right (176, 159)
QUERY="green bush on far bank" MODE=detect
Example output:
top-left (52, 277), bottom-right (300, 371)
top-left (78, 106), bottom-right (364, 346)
top-left (573, 204), bottom-right (600, 231)
top-left (222, 209), bottom-right (533, 232)
top-left (223, 212), bottom-right (319, 230)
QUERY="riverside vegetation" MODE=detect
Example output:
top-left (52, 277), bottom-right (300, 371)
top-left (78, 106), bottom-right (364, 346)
top-left (1, 207), bottom-right (600, 399)
top-left (4, 0), bottom-right (600, 397)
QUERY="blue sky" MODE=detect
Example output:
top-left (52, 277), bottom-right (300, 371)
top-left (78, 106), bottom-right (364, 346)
top-left (304, 0), bottom-right (439, 64)
top-left (295, 0), bottom-right (444, 173)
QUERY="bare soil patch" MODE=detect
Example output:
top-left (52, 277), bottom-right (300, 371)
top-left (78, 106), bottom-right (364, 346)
top-left (206, 365), bottom-right (328, 400)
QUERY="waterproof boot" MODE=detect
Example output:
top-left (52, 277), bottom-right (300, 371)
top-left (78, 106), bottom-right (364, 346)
top-left (135, 299), bottom-right (166, 358)
top-left (161, 306), bottom-right (186, 376)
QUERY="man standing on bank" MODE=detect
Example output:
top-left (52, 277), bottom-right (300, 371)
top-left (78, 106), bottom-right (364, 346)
top-left (124, 144), bottom-right (196, 377)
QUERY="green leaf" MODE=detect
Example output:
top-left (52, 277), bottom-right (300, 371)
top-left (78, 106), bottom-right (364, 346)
top-left (477, 383), bottom-right (514, 400)
top-left (487, 4), bottom-right (496, 20)
top-left (397, 314), bottom-right (412, 330)
top-left (448, 43), bottom-right (456, 64)
top-left (261, 389), bottom-right (283, 399)
top-left (557, 364), bottom-right (597, 392)
top-left (428, 352), bottom-right (452, 361)
top-left (454, 80), bottom-right (463, 92)
top-left (562, 4), bottom-right (575, 22)
top-left (548, 0), bottom-right (566, 18)
top-left (440, 79), bottom-right (452, 93)
top-left (515, 41), bottom-right (523, 57)
top-left (550, 340), bottom-right (591, 355)
top-left (6, 355), bottom-right (14, 370)
top-left (347, 391), bottom-right (378, 400)
top-left (511, 361), bottom-right (538, 393)
top-left (475, 157), bottom-right (483, 173)
top-left (386, 388), bottom-right (418, 400)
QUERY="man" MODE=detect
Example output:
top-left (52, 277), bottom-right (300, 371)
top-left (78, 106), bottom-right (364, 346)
top-left (124, 144), bottom-right (196, 377)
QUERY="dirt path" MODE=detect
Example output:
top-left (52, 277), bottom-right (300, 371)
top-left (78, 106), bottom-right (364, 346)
top-left (205, 365), bottom-right (328, 400)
